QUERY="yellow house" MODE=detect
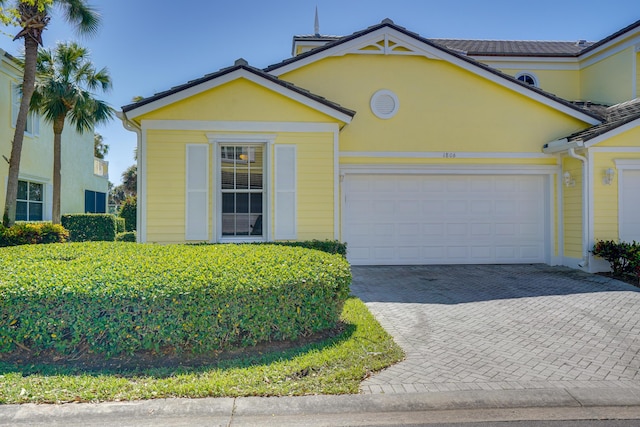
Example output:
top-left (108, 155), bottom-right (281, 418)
top-left (0, 49), bottom-right (109, 220)
top-left (120, 18), bottom-right (640, 272)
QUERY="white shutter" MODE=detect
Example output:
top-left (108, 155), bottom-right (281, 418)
top-left (185, 144), bottom-right (209, 240)
top-left (43, 184), bottom-right (53, 221)
top-left (274, 145), bottom-right (296, 240)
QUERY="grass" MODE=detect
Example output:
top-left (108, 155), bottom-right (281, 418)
top-left (0, 297), bottom-right (404, 404)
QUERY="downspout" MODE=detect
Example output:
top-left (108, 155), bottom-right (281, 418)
top-left (568, 147), bottom-right (589, 268)
top-left (117, 111), bottom-right (142, 242)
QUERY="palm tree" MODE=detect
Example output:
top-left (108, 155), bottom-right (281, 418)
top-left (30, 41), bottom-right (114, 224)
top-left (1, 0), bottom-right (100, 226)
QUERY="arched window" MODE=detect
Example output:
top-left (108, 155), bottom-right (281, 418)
top-left (515, 72), bottom-right (538, 87)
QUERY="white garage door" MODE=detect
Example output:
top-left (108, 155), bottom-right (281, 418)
top-left (343, 174), bottom-right (548, 265)
top-left (620, 170), bottom-right (640, 241)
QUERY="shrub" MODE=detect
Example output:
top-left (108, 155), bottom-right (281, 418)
top-left (61, 214), bottom-right (117, 242)
top-left (592, 240), bottom-right (640, 276)
top-left (115, 231), bottom-right (136, 242)
top-left (0, 222), bottom-right (68, 247)
top-left (250, 240), bottom-right (347, 257)
top-left (115, 217), bottom-right (125, 233)
top-left (119, 196), bottom-right (136, 232)
top-left (0, 242), bottom-right (351, 358)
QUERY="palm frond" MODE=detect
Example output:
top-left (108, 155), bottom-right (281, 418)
top-left (58, 0), bottom-right (100, 37)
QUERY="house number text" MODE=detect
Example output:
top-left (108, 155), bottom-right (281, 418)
top-left (442, 152), bottom-right (456, 158)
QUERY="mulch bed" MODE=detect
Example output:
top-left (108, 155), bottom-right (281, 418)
top-left (596, 271), bottom-right (640, 289)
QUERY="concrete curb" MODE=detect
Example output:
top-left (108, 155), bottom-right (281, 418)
top-left (3, 388), bottom-right (640, 426)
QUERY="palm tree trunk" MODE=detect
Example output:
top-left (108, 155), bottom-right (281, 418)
top-left (52, 117), bottom-right (65, 224)
top-left (3, 36), bottom-right (39, 226)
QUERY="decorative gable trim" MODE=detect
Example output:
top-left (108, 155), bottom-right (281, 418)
top-left (123, 66), bottom-right (354, 124)
top-left (267, 22), bottom-right (601, 126)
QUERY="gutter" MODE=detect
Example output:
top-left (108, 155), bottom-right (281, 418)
top-left (567, 146), bottom-right (589, 268)
top-left (117, 111), bottom-right (143, 243)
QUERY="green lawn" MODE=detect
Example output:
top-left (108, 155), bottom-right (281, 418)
top-left (0, 297), bottom-right (404, 404)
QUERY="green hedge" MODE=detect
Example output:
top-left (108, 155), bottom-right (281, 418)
top-left (61, 214), bottom-right (117, 242)
top-left (119, 196), bottom-right (136, 232)
top-left (0, 242), bottom-right (351, 358)
top-left (115, 231), bottom-right (136, 242)
top-left (259, 240), bottom-right (347, 257)
top-left (0, 222), bottom-right (69, 247)
top-left (115, 217), bottom-right (125, 233)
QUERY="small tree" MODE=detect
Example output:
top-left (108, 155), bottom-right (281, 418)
top-left (94, 132), bottom-right (109, 159)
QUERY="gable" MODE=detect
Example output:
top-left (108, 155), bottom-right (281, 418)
top-left (134, 77), bottom-right (346, 124)
top-left (267, 23), bottom-right (601, 126)
top-left (280, 54), bottom-right (593, 153)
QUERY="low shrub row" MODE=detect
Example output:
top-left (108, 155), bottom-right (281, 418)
top-left (592, 239), bottom-right (640, 280)
top-left (250, 240), bottom-right (347, 257)
top-left (0, 222), bottom-right (68, 247)
top-left (0, 242), bottom-right (351, 358)
top-left (62, 214), bottom-right (119, 242)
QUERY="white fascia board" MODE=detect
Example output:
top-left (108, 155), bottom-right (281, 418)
top-left (584, 116), bottom-right (640, 148)
top-left (542, 139), bottom-right (584, 154)
top-left (269, 27), bottom-right (601, 126)
top-left (474, 57), bottom-right (580, 71)
top-left (125, 68), bottom-right (352, 124)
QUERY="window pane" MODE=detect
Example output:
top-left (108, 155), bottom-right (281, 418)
top-left (250, 193), bottom-right (262, 214)
top-left (222, 214), bottom-right (235, 236)
top-left (250, 169), bottom-right (263, 190)
top-left (29, 182), bottom-right (43, 201)
top-left (222, 193), bottom-right (235, 213)
top-left (250, 214), bottom-right (263, 236)
top-left (16, 201), bottom-right (27, 221)
top-left (236, 193), bottom-right (249, 213)
top-left (29, 202), bottom-right (43, 221)
top-left (17, 181), bottom-right (28, 200)
top-left (221, 168), bottom-right (234, 189)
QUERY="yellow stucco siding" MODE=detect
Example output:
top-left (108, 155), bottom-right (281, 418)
top-left (580, 47), bottom-right (634, 105)
top-left (562, 157), bottom-right (583, 259)
top-left (282, 55), bottom-right (590, 154)
top-left (496, 68), bottom-right (581, 101)
top-left (592, 152), bottom-right (620, 242)
top-left (138, 78), bottom-right (338, 124)
top-left (594, 123), bottom-right (640, 147)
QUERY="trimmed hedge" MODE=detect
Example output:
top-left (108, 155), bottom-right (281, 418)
top-left (0, 242), bottom-right (351, 358)
top-left (115, 231), bottom-right (136, 242)
top-left (115, 217), bottom-right (125, 233)
top-left (258, 240), bottom-right (347, 258)
top-left (0, 222), bottom-right (69, 247)
top-left (61, 214), bottom-right (117, 242)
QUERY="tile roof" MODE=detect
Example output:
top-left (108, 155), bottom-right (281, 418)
top-left (565, 98), bottom-right (640, 142)
top-left (428, 39), bottom-right (593, 57)
top-left (121, 62), bottom-right (355, 118)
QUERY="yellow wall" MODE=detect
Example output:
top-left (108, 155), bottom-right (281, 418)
top-left (562, 156), bottom-right (583, 258)
top-left (141, 78), bottom-right (337, 123)
top-left (496, 68), bottom-right (581, 101)
top-left (580, 47), bottom-right (634, 105)
top-left (281, 55), bottom-right (589, 156)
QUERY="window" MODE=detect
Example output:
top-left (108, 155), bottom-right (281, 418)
top-left (11, 83), bottom-right (39, 136)
top-left (515, 72), bottom-right (538, 87)
top-left (85, 190), bottom-right (107, 213)
top-left (220, 145), bottom-right (264, 238)
top-left (16, 180), bottom-right (43, 221)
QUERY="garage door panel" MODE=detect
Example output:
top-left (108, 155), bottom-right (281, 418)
top-left (344, 174), bottom-right (548, 265)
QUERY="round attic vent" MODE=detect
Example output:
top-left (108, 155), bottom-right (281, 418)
top-left (370, 89), bottom-right (399, 119)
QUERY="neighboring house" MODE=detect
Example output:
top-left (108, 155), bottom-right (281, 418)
top-left (1, 49), bottom-right (109, 221)
top-left (119, 18), bottom-right (640, 271)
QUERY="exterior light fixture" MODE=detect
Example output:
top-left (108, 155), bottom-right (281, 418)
top-left (603, 168), bottom-right (615, 185)
top-left (563, 171), bottom-right (575, 187)
top-left (238, 153), bottom-right (249, 161)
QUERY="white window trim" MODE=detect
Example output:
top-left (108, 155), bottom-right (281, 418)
top-left (11, 82), bottom-right (40, 137)
top-left (15, 177), bottom-right (49, 221)
top-left (274, 145), bottom-right (297, 240)
top-left (515, 72), bottom-right (539, 87)
top-left (185, 144), bottom-right (210, 241)
top-left (209, 134), bottom-right (274, 242)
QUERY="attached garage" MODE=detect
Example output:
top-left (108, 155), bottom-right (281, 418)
top-left (342, 173), bottom-right (550, 265)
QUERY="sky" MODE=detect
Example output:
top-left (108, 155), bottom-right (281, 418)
top-left (0, 0), bottom-right (638, 184)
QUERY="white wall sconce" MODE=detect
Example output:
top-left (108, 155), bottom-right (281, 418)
top-left (603, 168), bottom-right (615, 185)
top-left (563, 171), bottom-right (575, 187)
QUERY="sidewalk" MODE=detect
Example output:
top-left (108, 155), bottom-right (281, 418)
top-left (3, 388), bottom-right (640, 426)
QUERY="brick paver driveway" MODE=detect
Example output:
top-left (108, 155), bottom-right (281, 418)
top-left (351, 264), bottom-right (640, 394)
